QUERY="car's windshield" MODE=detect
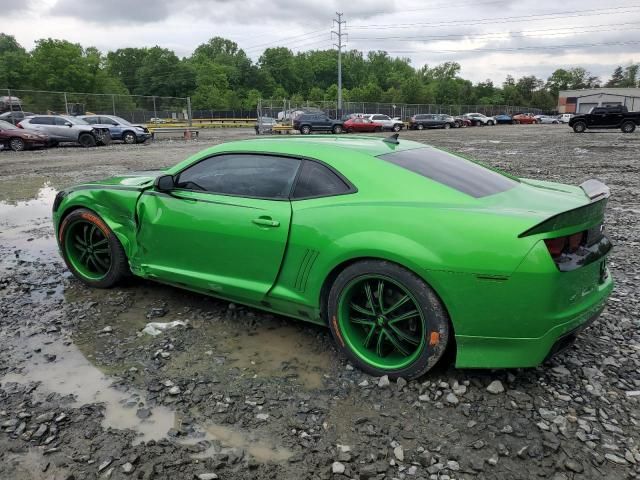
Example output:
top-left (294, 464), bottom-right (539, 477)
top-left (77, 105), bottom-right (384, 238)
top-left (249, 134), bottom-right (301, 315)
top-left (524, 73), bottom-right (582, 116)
top-left (0, 120), bottom-right (18, 130)
top-left (110, 116), bottom-right (132, 126)
top-left (378, 147), bottom-right (517, 198)
top-left (62, 116), bottom-right (89, 125)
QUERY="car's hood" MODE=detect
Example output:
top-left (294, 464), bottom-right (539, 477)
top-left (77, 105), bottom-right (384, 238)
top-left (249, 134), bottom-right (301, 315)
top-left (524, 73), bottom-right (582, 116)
top-left (74, 171), bottom-right (164, 190)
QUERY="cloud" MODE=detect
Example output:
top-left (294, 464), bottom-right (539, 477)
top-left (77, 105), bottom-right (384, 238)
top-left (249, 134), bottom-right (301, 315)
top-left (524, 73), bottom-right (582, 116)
top-left (49, 0), bottom-right (397, 25)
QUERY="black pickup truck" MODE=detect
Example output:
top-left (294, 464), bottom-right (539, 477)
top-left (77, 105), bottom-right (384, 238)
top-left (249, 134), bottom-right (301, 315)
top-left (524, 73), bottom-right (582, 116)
top-left (569, 105), bottom-right (640, 133)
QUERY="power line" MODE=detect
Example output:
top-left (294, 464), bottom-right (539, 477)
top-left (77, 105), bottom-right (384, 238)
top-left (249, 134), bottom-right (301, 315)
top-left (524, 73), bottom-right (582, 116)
top-left (242, 29), bottom-right (327, 51)
top-left (348, 5), bottom-right (640, 29)
top-left (348, 22), bottom-right (640, 42)
top-left (379, 40), bottom-right (640, 54)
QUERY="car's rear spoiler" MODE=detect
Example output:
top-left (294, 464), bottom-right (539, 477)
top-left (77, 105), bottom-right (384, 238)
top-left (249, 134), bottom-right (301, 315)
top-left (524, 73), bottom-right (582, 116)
top-left (518, 179), bottom-right (609, 238)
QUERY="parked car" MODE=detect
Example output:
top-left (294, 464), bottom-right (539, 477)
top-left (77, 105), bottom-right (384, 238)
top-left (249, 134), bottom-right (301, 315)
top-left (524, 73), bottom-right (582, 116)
top-left (464, 113), bottom-right (496, 126)
top-left (0, 95), bottom-right (22, 113)
top-left (494, 114), bottom-right (513, 124)
top-left (0, 111), bottom-right (36, 126)
top-left (410, 114), bottom-right (456, 130)
top-left (255, 116), bottom-right (277, 135)
top-left (344, 117), bottom-right (383, 133)
top-left (512, 113), bottom-right (538, 124)
top-left (364, 114), bottom-right (403, 132)
top-left (0, 119), bottom-right (49, 151)
top-left (149, 117), bottom-right (166, 124)
top-left (537, 115), bottom-right (560, 125)
top-left (81, 115), bottom-right (151, 144)
top-left (454, 116), bottom-right (472, 128)
top-left (569, 105), bottom-right (640, 133)
top-left (52, 136), bottom-right (613, 379)
top-left (292, 113), bottom-right (343, 134)
top-left (18, 115), bottom-right (111, 147)
top-left (559, 113), bottom-right (574, 124)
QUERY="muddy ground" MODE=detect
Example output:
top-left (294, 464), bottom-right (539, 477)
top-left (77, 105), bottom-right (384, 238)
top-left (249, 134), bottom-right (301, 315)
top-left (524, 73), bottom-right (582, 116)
top-left (0, 125), bottom-right (638, 480)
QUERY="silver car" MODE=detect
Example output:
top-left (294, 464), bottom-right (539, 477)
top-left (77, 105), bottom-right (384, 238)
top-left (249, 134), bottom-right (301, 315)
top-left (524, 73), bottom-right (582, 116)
top-left (18, 115), bottom-right (111, 147)
top-left (537, 115), bottom-right (560, 124)
top-left (364, 114), bottom-right (404, 132)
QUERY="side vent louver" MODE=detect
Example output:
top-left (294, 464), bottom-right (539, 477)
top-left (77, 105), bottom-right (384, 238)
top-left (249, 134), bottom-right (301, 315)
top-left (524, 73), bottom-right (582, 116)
top-left (295, 249), bottom-right (319, 293)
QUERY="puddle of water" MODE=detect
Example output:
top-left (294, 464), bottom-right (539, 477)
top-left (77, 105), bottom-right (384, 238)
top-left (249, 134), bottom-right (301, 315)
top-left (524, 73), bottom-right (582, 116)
top-left (1, 334), bottom-right (294, 463)
top-left (222, 326), bottom-right (328, 389)
top-left (3, 448), bottom-right (70, 480)
top-left (181, 422), bottom-right (292, 463)
top-left (1, 335), bottom-right (176, 445)
top-left (0, 183), bottom-right (59, 264)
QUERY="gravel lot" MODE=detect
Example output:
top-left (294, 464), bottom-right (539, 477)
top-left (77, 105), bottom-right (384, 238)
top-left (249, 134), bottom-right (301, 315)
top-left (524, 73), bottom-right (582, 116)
top-left (0, 125), bottom-right (638, 480)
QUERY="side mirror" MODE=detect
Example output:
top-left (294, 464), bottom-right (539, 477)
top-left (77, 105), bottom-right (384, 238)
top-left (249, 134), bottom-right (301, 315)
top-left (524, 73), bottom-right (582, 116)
top-left (155, 174), bottom-right (175, 192)
top-left (65, 122), bottom-right (72, 127)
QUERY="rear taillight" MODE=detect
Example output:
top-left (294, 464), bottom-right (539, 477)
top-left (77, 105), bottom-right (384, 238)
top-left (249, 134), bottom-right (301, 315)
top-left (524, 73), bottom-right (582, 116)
top-left (544, 232), bottom-right (585, 259)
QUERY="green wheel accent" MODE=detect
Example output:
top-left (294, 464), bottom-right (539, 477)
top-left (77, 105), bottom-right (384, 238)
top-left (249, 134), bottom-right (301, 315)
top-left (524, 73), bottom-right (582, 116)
top-left (337, 274), bottom-right (425, 370)
top-left (64, 220), bottom-right (112, 280)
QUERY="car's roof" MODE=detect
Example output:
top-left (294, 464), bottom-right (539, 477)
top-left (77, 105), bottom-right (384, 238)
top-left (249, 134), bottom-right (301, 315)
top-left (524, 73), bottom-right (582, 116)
top-left (210, 135), bottom-right (425, 158)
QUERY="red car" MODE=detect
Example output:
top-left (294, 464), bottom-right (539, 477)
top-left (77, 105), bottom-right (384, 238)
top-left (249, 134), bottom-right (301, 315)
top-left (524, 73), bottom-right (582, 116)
top-left (512, 113), bottom-right (538, 124)
top-left (344, 117), bottom-right (383, 133)
top-left (0, 119), bottom-right (49, 151)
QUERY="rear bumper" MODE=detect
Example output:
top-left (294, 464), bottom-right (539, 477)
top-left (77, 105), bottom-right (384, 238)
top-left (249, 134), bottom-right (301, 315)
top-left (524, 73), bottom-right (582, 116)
top-left (452, 268), bottom-right (612, 369)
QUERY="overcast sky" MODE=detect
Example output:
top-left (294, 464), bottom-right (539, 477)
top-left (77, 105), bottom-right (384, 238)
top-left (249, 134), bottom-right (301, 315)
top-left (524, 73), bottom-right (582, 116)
top-left (2, 0), bottom-right (640, 85)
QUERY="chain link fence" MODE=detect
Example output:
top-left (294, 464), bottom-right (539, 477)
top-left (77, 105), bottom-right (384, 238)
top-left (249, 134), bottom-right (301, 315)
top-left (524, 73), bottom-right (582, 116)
top-left (2, 89), bottom-right (191, 124)
top-left (257, 99), bottom-right (544, 121)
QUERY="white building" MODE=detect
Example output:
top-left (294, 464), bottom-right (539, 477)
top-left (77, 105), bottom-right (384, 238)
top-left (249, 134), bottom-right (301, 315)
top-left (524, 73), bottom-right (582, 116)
top-left (558, 88), bottom-right (640, 113)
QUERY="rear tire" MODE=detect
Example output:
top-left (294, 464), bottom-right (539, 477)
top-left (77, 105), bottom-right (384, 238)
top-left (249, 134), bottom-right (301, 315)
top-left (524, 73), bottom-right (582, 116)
top-left (573, 121), bottom-right (587, 133)
top-left (416, 123), bottom-right (424, 130)
top-left (621, 121), bottom-right (636, 133)
top-left (9, 137), bottom-right (25, 152)
top-left (300, 125), bottom-right (311, 135)
top-left (58, 208), bottom-right (129, 288)
top-left (443, 123), bottom-right (451, 129)
top-left (79, 133), bottom-right (96, 148)
top-left (327, 260), bottom-right (450, 380)
top-left (332, 125), bottom-right (343, 134)
top-left (392, 124), bottom-right (401, 132)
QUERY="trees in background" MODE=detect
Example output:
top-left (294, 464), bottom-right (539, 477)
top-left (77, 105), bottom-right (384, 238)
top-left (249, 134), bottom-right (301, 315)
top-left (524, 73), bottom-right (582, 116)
top-left (1, 33), bottom-right (638, 111)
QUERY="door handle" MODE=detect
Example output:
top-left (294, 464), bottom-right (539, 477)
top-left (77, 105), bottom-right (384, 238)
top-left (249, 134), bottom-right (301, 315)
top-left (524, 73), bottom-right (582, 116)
top-left (252, 217), bottom-right (280, 227)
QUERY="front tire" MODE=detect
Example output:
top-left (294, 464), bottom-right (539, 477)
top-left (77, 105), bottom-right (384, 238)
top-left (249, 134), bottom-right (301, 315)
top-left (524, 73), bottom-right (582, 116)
top-left (332, 125), bottom-right (343, 134)
top-left (58, 208), bottom-right (129, 288)
top-left (621, 121), bottom-right (636, 133)
top-left (392, 124), bottom-right (401, 132)
top-left (327, 260), bottom-right (450, 380)
top-left (79, 133), bottom-right (96, 148)
top-left (300, 125), bottom-right (311, 135)
top-left (443, 123), bottom-right (451, 129)
top-left (122, 131), bottom-right (137, 144)
top-left (487, 120), bottom-right (494, 126)
top-left (416, 123), bottom-right (424, 130)
top-left (573, 121), bottom-right (587, 133)
top-left (9, 137), bottom-right (25, 152)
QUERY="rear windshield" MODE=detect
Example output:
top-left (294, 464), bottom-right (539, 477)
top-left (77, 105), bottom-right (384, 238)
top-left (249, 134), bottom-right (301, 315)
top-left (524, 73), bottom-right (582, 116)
top-left (378, 147), bottom-right (517, 198)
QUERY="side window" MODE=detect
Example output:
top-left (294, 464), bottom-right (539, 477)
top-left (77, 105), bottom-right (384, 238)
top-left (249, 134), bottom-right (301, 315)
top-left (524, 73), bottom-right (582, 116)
top-left (32, 117), bottom-right (54, 125)
top-left (176, 154), bottom-right (301, 199)
top-left (54, 117), bottom-right (69, 126)
top-left (85, 117), bottom-right (99, 124)
top-left (292, 161), bottom-right (351, 199)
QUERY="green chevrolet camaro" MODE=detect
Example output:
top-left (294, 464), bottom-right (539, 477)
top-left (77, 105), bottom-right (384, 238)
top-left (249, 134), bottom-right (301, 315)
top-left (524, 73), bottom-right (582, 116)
top-left (52, 135), bottom-right (613, 379)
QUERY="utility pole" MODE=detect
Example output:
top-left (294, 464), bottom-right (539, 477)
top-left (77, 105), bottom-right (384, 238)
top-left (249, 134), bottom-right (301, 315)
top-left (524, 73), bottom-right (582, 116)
top-left (332, 12), bottom-right (346, 115)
